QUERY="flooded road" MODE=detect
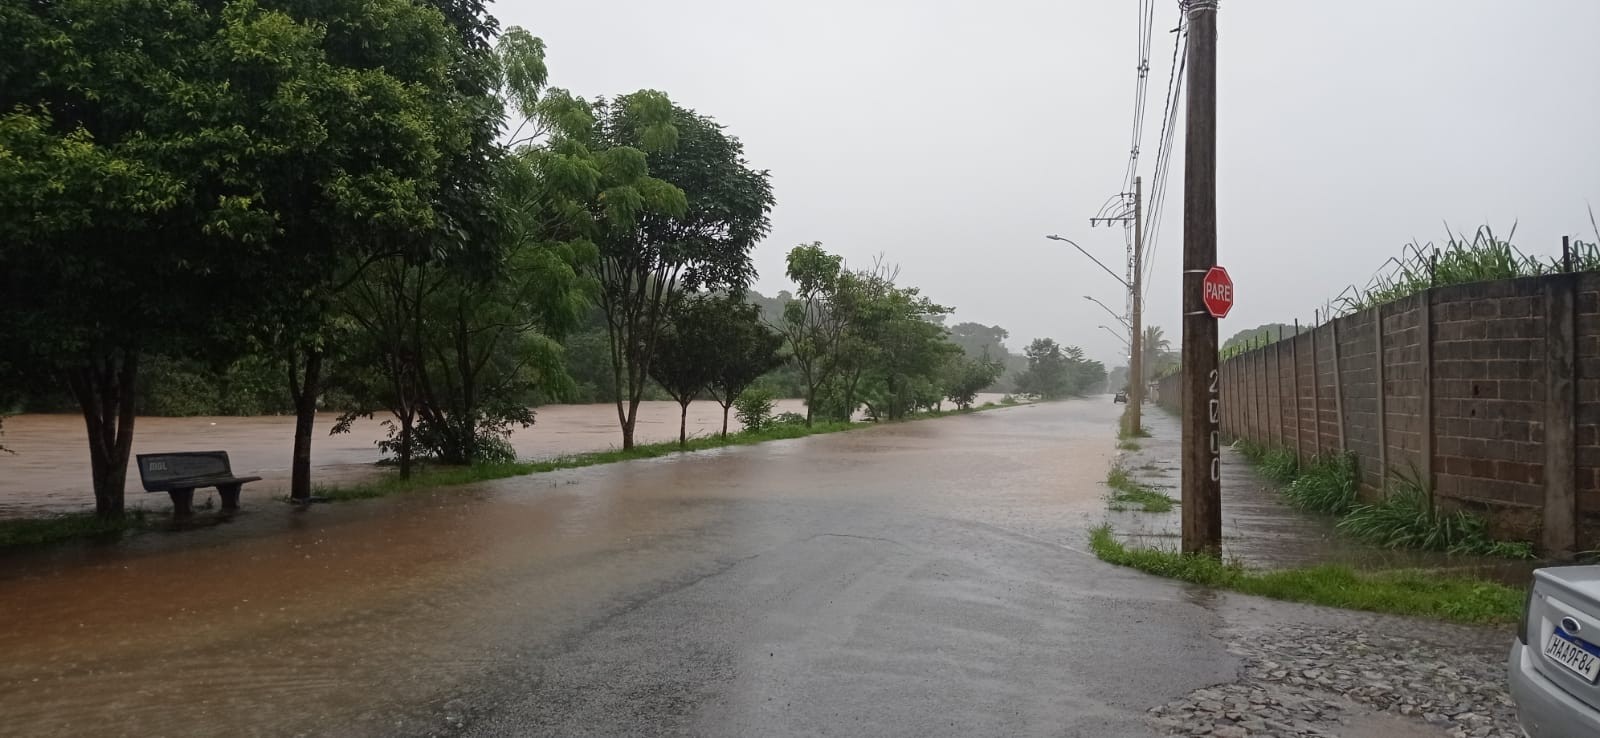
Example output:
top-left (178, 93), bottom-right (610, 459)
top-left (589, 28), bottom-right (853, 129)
top-left (0, 397), bottom-right (841, 518)
top-left (0, 399), bottom-right (1489, 736)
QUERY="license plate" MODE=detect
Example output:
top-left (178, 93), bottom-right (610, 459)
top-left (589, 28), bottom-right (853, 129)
top-left (1545, 628), bottom-right (1600, 683)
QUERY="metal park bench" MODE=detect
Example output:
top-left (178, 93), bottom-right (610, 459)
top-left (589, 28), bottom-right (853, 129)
top-left (135, 451), bottom-right (261, 516)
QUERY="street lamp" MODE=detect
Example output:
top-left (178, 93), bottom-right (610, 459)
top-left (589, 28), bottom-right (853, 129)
top-left (1084, 295), bottom-right (1131, 329)
top-left (1045, 235), bottom-right (1130, 289)
top-left (1099, 325), bottom-right (1131, 349)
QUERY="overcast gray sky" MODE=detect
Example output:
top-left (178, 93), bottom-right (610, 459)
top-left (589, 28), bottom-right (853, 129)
top-left (496, 0), bottom-right (1600, 367)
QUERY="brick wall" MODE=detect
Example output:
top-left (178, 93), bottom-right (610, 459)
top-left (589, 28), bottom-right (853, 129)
top-left (1197, 272), bottom-right (1597, 552)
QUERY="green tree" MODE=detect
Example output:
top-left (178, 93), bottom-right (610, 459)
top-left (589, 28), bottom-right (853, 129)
top-left (948, 323), bottom-right (1010, 361)
top-left (1223, 323), bottom-right (1294, 352)
top-left (592, 100), bottom-right (775, 448)
top-left (1014, 338), bottom-right (1090, 400)
top-left (855, 281), bottom-right (956, 421)
top-left (944, 353), bottom-right (1004, 410)
top-left (648, 296), bottom-right (721, 446)
top-left (775, 243), bottom-right (850, 426)
top-left (703, 296), bottom-right (786, 437)
top-left (0, 0), bottom-right (467, 515)
top-left (1140, 325), bottom-right (1179, 383)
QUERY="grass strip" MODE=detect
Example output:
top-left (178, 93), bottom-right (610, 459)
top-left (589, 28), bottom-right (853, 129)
top-left (316, 402), bottom-right (1019, 502)
top-left (2, 403), bottom-right (1023, 551)
top-left (0, 509), bottom-right (152, 548)
top-left (316, 420), bottom-right (863, 501)
top-left (1106, 467), bottom-right (1175, 513)
top-left (1088, 524), bottom-right (1525, 625)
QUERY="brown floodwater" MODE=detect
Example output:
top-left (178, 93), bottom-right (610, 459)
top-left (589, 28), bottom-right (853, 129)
top-left (0, 396), bottom-right (1003, 518)
top-left (0, 398), bottom-right (1127, 737)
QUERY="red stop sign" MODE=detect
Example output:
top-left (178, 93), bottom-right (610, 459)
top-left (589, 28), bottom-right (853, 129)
top-left (1202, 266), bottom-right (1233, 318)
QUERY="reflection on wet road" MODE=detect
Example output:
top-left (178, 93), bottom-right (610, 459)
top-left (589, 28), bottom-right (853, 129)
top-left (1, 399), bottom-right (1247, 736)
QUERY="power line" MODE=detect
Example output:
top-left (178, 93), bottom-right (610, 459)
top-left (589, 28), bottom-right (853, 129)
top-left (1120, 0), bottom-right (1158, 193)
top-left (1141, 16), bottom-right (1188, 301)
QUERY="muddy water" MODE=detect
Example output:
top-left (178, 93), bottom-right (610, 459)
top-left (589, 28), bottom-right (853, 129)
top-left (1, 396), bottom-right (950, 518)
top-left (0, 399), bottom-right (1128, 737)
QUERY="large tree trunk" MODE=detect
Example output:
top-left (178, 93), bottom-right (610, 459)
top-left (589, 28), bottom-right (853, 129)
top-left (678, 401), bottom-right (689, 447)
top-left (803, 386), bottom-right (816, 427)
top-left (623, 397), bottom-right (642, 450)
top-left (720, 403), bottom-right (731, 437)
top-left (67, 352), bottom-right (139, 519)
top-left (398, 412), bottom-right (413, 480)
top-left (288, 348), bottom-right (323, 503)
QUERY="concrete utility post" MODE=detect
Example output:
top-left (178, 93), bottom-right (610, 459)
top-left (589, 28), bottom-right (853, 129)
top-left (1180, 0), bottom-right (1222, 557)
top-left (1131, 176), bottom-right (1145, 431)
top-left (1087, 179), bottom-right (1146, 434)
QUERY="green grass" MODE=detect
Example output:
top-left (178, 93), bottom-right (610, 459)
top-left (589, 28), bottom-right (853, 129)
top-left (316, 403), bottom-right (1019, 502)
top-left (1088, 525), bottom-right (1526, 625)
top-left (1106, 467), bottom-right (1175, 513)
top-left (0, 509), bottom-right (151, 548)
top-left (316, 420), bottom-right (862, 501)
top-left (1337, 473), bottom-right (1537, 559)
top-left (1234, 441), bottom-right (1535, 560)
top-left (1282, 454), bottom-right (1358, 515)
top-left (1256, 448), bottom-right (1300, 483)
top-left (1332, 223), bottom-right (1600, 317)
top-left (1116, 439), bottom-right (1141, 451)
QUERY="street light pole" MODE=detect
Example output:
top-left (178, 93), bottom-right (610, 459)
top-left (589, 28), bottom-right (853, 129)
top-left (1099, 325), bottom-right (1132, 349)
top-left (1084, 295), bottom-right (1131, 329)
top-left (1046, 235), bottom-right (1131, 290)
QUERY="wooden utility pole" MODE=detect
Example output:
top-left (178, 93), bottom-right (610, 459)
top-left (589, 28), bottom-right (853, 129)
top-left (1180, 0), bottom-right (1221, 557)
top-left (1130, 176), bottom-right (1145, 432)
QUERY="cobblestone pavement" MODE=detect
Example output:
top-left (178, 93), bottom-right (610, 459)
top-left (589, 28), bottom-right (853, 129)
top-left (1149, 623), bottom-right (1519, 738)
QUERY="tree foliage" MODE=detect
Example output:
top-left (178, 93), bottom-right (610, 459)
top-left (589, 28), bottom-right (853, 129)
top-left (0, 0), bottom-right (471, 514)
top-left (943, 354), bottom-right (1005, 410)
top-left (589, 99), bottom-right (774, 448)
top-left (1014, 338), bottom-right (1106, 400)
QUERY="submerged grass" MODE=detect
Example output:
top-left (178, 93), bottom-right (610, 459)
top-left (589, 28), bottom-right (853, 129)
top-left (1233, 439), bottom-right (1535, 559)
top-left (1088, 525), bottom-right (1525, 625)
top-left (1337, 473), bottom-right (1536, 559)
top-left (0, 509), bottom-right (151, 548)
top-left (316, 403), bottom-right (1018, 502)
top-left (1281, 454), bottom-right (1358, 516)
top-left (1106, 466), bottom-right (1175, 513)
top-left (317, 420), bottom-right (863, 502)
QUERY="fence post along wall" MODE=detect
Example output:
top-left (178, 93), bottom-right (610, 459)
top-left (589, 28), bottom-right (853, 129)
top-left (1154, 270), bottom-right (1600, 553)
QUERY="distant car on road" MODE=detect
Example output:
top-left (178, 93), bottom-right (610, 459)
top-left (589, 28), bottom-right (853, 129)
top-left (1113, 391), bottom-right (1128, 404)
top-left (1510, 565), bottom-right (1600, 737)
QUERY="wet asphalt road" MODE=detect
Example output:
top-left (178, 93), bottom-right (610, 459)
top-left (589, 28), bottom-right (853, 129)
top-left (1, 399), bottom-right (1356, 737)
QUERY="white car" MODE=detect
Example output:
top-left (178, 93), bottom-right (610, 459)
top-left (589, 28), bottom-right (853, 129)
top-left (1510, 565), bottom-right (1600, 737)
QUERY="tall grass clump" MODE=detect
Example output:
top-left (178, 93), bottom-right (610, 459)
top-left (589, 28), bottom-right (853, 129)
top-left (1105, 466), bottom-right (1175, 513)
top-left (1336, 473), bottom-right (1534, 559)
top-left (1332, 224), bottom-right (1574, 316)
top-left (1281, 454), bottom-right (1357, 515)
top-left (1256, 447), bottom-right (1299, 484)
top-left (1232, 439), bottom-right (1268, 463)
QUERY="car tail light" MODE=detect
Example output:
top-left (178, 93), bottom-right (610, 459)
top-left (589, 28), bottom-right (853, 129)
top-left (1518, 586), bottom-right (1535, 645)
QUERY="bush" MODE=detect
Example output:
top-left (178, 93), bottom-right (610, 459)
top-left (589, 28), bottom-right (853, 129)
top-left (773, 411), bottom-right (806, 426)
top-left (734, 388), bottom-right (775, 433)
